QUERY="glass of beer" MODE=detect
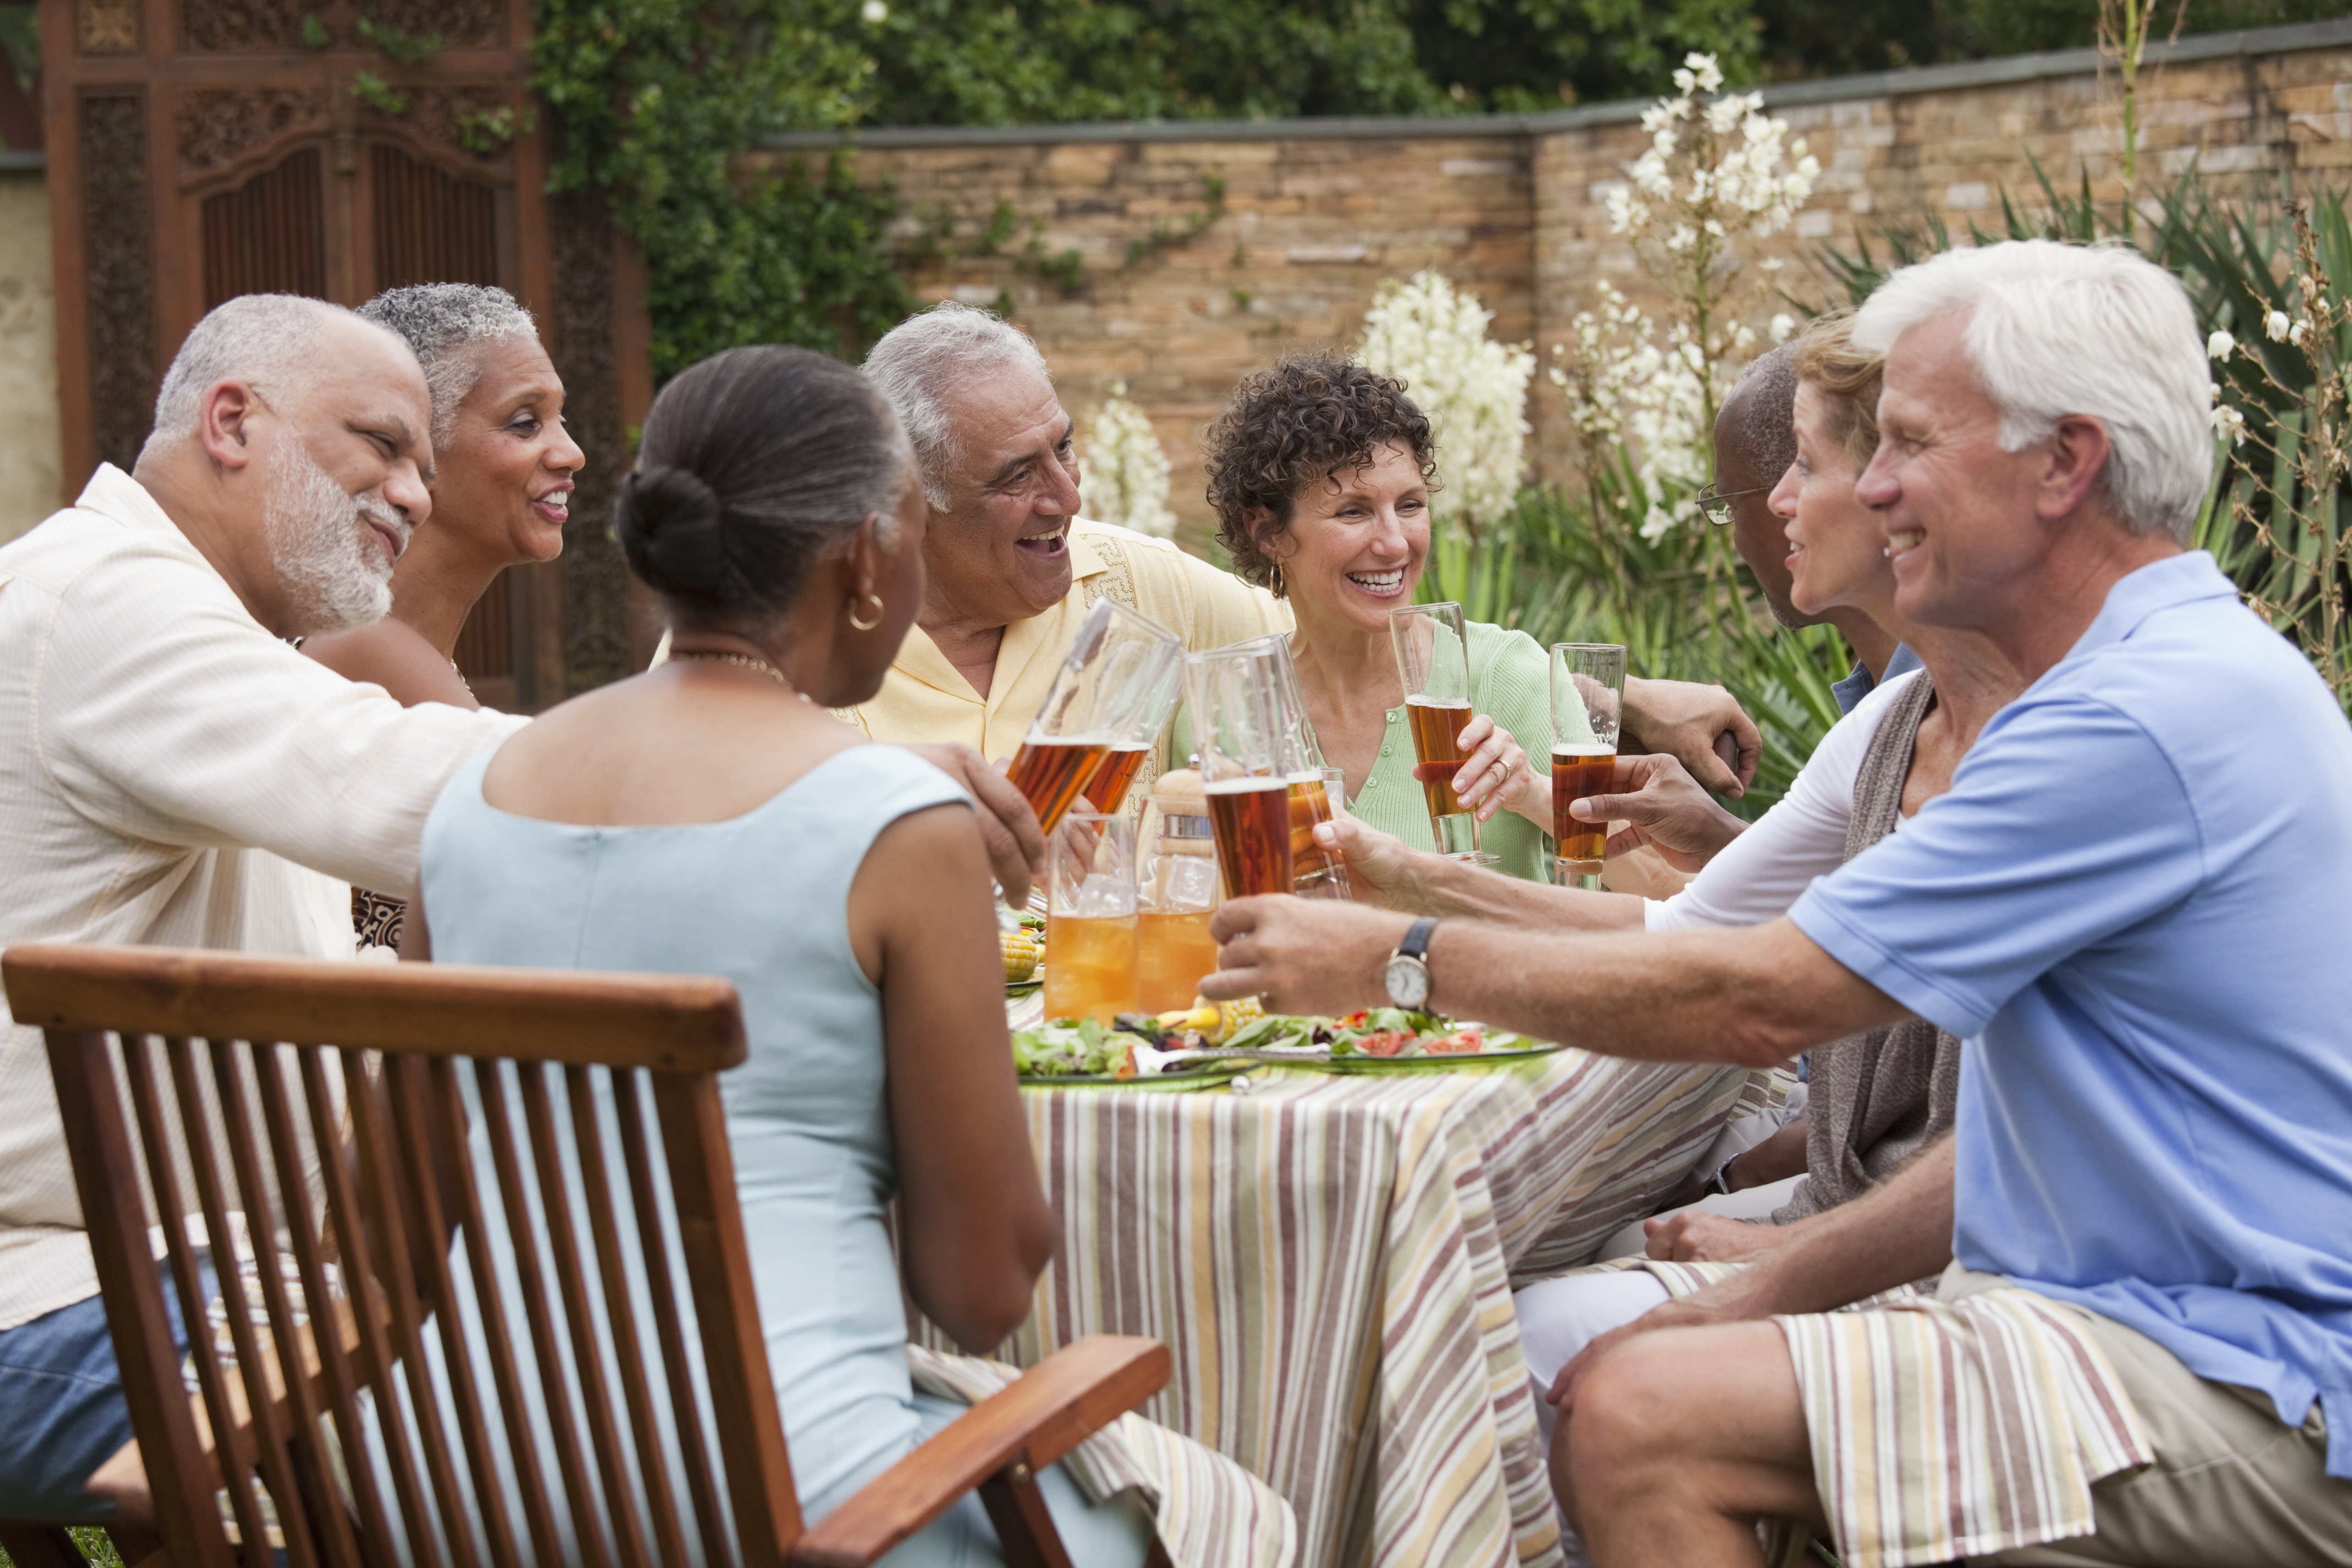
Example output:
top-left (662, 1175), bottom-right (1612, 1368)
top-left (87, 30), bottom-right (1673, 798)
top-left (1183, 643), bottom-right (1296, 899)
top-left (1007, 599), bottom-right (1182, 836)
top-left (1135, 768), bottom-right (1224, 1012)
top-left (1080, 656), bottom-right (1182, 816)
top-left (1550, 641), bottom-right (1626, 889)
top-left (1042, 807), bottom-right (1140, 1024)
top-left (1262, 636), bottom-right (1351, 900)
top-left (1388, 601), bottom-right (1494, 863)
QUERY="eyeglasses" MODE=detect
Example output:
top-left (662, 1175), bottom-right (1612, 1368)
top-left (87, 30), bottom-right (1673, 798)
top-left (1695, 482), bottom-right (1774, 526)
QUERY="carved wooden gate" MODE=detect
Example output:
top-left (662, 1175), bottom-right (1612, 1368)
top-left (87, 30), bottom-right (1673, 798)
top-left (39, 0), bottom-right (569, 708)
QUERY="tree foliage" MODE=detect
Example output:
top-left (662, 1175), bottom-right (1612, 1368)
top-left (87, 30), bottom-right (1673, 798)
top-left (1750, 0), bottom-right (2344, 79)
top-left (532, 0), bottom-right (911, 378)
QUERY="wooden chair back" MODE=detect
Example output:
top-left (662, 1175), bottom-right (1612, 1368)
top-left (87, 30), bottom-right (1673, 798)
top-left (8, 942), bottom-right (802, 1568)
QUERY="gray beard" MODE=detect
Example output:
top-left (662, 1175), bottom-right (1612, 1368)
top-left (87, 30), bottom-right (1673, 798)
top-left (265, 441), bottom-right (398, 637)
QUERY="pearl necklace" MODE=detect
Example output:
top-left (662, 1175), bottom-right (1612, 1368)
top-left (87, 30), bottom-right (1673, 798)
top-left (674, 649), bottom-right (814, 703)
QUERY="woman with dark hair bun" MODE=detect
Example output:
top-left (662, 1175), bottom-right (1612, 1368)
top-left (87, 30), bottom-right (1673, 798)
top-left (392, 346), bottom-right (1255, 1563)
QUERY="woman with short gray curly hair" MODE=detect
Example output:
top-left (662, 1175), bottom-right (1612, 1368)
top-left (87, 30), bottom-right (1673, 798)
top-left (304, 282), bottom-right (581, 713)
top-left (304, 282), bottom-right (582, 949)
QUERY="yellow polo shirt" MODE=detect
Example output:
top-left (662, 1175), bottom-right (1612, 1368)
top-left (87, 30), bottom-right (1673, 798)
top-left (845, 519), bottom-right (1290, 775)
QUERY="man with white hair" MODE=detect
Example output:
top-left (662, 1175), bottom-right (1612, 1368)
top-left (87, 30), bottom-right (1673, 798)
top-left (0, 294), bottom-right (523, 1523)
top-left (1200, 239), bottom-right (2352, 1565)
top-left (850, 302), bottom-right (1287, 789)
top-left (851, 303), bottom-right (1759, 803)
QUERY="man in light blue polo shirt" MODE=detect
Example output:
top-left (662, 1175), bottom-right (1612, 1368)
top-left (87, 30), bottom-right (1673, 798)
top-left (1202, 237), bottom-right (2352, 1567)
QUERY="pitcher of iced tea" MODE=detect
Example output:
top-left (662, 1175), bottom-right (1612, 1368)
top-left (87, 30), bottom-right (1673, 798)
top-left (1134, 768), bottom-right (1225, 1014)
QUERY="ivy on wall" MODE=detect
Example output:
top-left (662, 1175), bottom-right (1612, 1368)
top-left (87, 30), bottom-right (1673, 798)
top-left (532, 0), bottom-right (912, 380)
top-left (526, 0), bottom-right (1783, 389)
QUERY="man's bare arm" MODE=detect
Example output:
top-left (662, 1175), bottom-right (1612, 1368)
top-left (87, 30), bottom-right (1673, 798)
top-left (1671, 1133), bottom-right (1955, 1315)
top-left (1318, 815), bottom-right (1644, 931)
top-left (1551, 1135), bottom-right (1956, 1411)
top-left (1204, 898), bottom-right (1906, 1068)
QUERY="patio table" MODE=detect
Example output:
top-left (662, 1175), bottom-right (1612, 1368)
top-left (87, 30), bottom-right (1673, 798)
top-left (928, 1048), bottom-right (1781, 1568)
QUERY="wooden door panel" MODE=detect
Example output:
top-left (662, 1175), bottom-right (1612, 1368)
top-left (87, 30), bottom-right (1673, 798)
top-left (46, 0), bottom-right (575, 707)
top-left (77, 87), bottom-right (157, 475)
top-left (200, 144), bottom-right (326, 305)
top-left (368, 139), bottom-right (496, 290)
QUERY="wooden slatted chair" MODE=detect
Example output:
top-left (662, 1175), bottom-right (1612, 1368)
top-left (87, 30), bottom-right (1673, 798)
top-left (8, 943), bottom-right (1173, 1568)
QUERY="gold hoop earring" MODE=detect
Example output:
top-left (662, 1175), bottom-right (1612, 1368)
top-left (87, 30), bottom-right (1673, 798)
top-left (848, 593), bottom-right (886, 631)
top-left (1269, 564), bottom-right (1285, 599)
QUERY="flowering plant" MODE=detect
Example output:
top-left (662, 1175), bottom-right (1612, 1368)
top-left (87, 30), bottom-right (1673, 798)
top-left (1358, 270), bottom-right (1535, 536)
top-left (1078, 384), bottom-right (1178, 539)
top-left (2203, 199), bottom-right (2350, 709)
top-left (1552, 52), bottom-right (1817, 538)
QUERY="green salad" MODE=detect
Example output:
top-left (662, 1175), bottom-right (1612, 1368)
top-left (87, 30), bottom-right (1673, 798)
top-left (1012, 1006), bottom-right (1522, 1080)
top-left (1010, 1016), bottom-right (1155, 1079)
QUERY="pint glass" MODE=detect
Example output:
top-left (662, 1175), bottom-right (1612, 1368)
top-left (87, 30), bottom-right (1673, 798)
top-left (1081, 656), bottom-right (1183, 815)
top-left (1550, 641), bottom-right (1626, 888)
top-left (1042, 807), bottom-right (1140, 1023)
top-left (1389, 601), bottom-right (1494, 863)
top-left (1135, 768), bottom-right (1224, 1012)
top-left (1256, 634), bottom-right (1351, 900)
top-left (1183, 643), bottom-right (1296, 899)
top-left (1007, 599), bottom-right (1182, 835)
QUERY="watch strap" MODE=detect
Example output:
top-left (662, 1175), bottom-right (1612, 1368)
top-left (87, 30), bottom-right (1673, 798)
top-left (1398, 916), bottom-right (1438, 963)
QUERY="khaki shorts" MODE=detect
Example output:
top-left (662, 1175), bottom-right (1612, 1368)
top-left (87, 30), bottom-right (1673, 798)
top-left (1966, 1301), bottom-right (2352, 1568)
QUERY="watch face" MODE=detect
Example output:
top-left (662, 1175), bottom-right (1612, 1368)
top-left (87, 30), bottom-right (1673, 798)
top-left (1384, 955), bottom-right (1430, 1009)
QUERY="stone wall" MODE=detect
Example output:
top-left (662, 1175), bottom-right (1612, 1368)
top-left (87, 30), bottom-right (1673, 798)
top-left (759, 18), bottom-right (2352, 540)
top-left (2, 21), bottom-right (2346, 541)
top-left (0, 163), bottom-right (60, 542)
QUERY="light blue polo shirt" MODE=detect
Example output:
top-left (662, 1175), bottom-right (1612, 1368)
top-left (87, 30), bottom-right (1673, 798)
top-left (1790, 551), bottom-right (2352, 1477)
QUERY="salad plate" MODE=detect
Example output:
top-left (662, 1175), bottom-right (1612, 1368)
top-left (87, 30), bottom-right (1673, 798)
top-left (1010, 1006), bottom-right (1561, 1086)
top-left (1012, 1015), bottom-right (1249, 1088)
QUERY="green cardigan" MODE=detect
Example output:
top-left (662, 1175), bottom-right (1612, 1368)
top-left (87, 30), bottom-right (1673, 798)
top-left (1170, 619), bottom-right (1554, 883)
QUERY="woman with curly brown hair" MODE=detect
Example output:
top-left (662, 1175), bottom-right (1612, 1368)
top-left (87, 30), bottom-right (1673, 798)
top-left (1197, 352), bottom-right (1749, 885)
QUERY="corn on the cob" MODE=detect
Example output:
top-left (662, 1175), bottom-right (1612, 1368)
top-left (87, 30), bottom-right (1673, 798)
top-left (1001, 928), bottom-right (1041, 983)
top-left (1153, 994), bottom-right (1265, 1044)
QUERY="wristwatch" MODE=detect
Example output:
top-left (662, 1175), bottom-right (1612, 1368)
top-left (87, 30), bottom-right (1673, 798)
top-left (1383, 917), bottom-right (1439, 1009)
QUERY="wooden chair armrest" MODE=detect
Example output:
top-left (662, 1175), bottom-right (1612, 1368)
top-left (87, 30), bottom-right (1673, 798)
top-left (788, 1335), bottom-right (1170, 1568)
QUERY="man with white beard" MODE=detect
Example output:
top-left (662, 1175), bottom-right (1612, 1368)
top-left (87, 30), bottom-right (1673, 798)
top-left (0, 293), bottom-right (524, 1524)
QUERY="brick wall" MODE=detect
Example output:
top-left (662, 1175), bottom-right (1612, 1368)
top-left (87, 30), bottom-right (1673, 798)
top-left (756, 20), bottom-right (2352, 541)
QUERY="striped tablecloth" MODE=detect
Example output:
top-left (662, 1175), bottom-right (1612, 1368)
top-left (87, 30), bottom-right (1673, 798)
top-left (929, 1050), bottom-right (1779, 1568)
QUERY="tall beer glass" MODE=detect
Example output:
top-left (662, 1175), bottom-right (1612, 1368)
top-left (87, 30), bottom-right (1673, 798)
top-left (1262, 636), bottom-right (1352, 900)
top-left (1081, 656), bottom-right (1182, 815)
top-left (1006, 599), bottom-right (1182, 836)
top-left (1042, 807), bottom-right (1139, 1023)
top-left (1389, 601), bottom-right (1493, 863)
top-left (1183, 643), bottom-right (1296, 899)
top-left (1550, 642), bottom-right (1626, 888)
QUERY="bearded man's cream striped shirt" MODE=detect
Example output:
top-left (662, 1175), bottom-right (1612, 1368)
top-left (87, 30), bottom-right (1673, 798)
top-left (0, 464), bottom-right (526, 1329)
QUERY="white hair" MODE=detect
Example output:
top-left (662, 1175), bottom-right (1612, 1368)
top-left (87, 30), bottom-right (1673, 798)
top-left (1851, 239), bottom-right (2210, 542)
top-left (358, 283), bottom-right (538, 443)
top-left (862, 301), bottom-right (1053, 508)
top-left (144, 294), bottom-right (359, 457)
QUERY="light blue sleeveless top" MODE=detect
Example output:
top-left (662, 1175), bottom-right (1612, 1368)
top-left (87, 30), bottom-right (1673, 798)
top-left (420, 742), bottom-right (967, 1513)
top-left (387, 742), bottom-right (1152, 1568)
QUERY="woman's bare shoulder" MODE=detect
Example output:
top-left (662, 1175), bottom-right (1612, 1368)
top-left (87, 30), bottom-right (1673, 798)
top-left (486, 673), bottom-right (872, 825)
top-left (303, 618), bottom-right (478, 709)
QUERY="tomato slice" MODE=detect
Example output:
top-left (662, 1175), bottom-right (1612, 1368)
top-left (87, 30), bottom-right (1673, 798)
top-left (1358, 1030), bottom-right (1411, 1057)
